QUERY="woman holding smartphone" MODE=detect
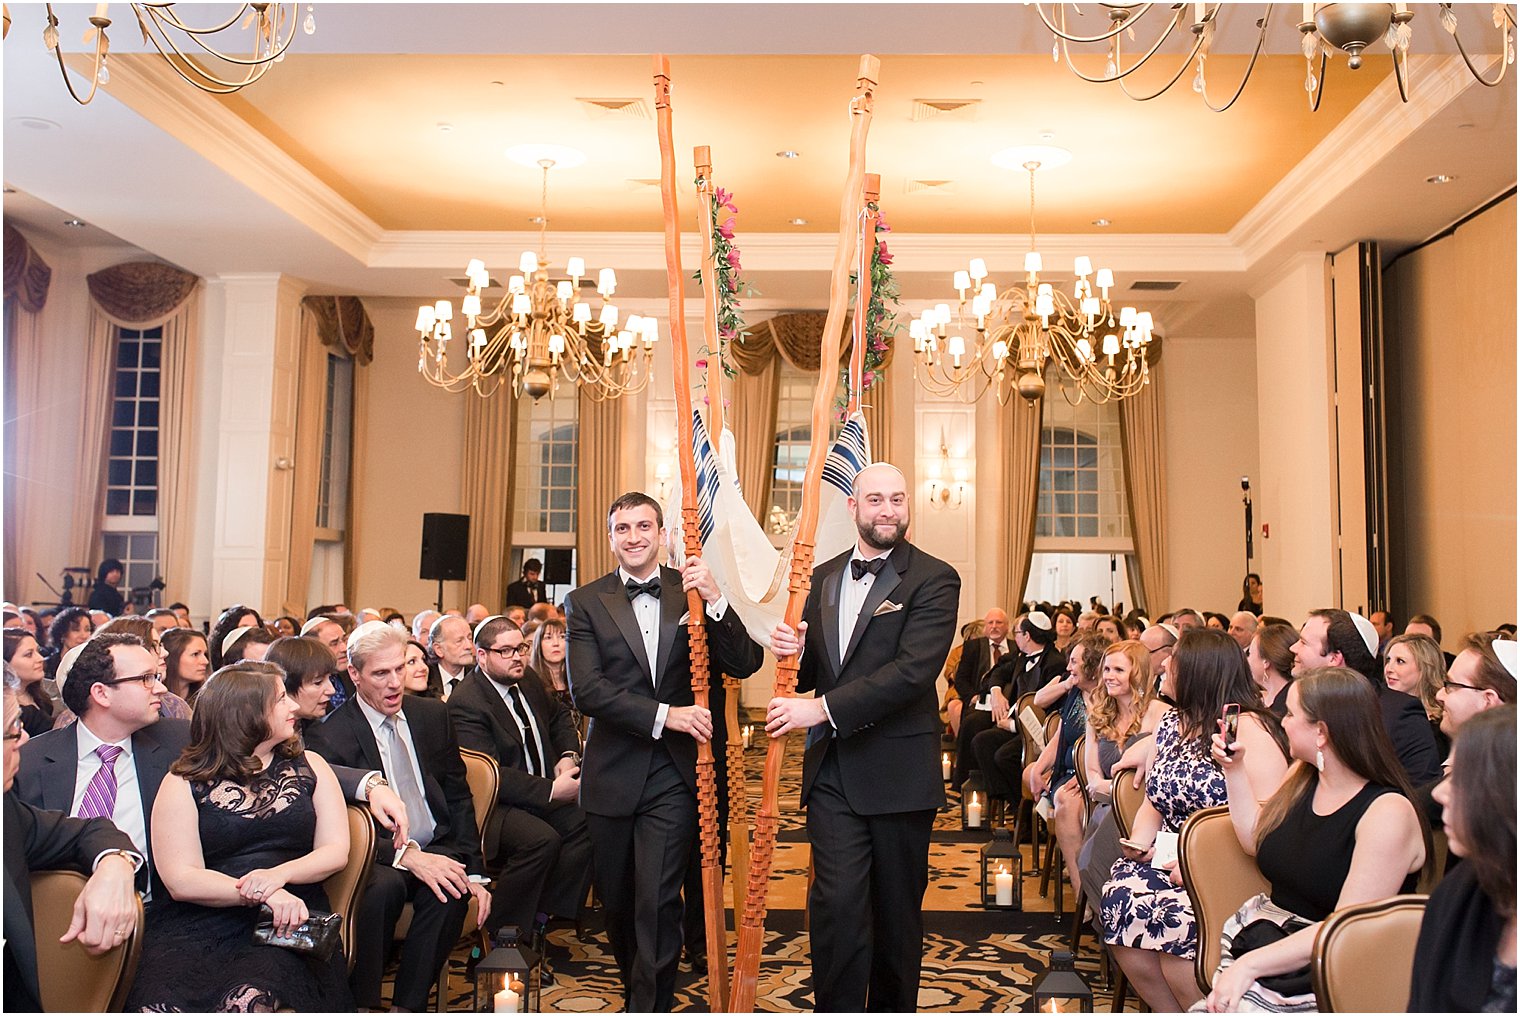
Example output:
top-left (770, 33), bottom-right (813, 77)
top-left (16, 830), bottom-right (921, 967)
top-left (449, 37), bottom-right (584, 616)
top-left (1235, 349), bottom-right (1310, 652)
top-left (1099, 628), bottom-right (1288, 1012)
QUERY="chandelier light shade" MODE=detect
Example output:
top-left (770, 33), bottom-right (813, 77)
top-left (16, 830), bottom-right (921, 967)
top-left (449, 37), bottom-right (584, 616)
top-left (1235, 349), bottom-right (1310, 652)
top-left (13, 3), bottom-right (312, 106)
top-left (416, 157), bottom-right (657, 401)
top-left (1034, 3), bottom-right (1515, 113)
top-left (911, 150), bottom-right (1156, 406)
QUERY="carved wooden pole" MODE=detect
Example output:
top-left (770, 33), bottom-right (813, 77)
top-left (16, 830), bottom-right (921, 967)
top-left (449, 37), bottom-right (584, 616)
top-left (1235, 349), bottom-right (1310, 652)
top-left (846, 173), bottom-right (881, 417)
top-left (694, 145), bottom-right (754, 922)
top-left (653, 56), bottom-right (728, 1012)
top-left (729, 54), bottom-right (881, 1015)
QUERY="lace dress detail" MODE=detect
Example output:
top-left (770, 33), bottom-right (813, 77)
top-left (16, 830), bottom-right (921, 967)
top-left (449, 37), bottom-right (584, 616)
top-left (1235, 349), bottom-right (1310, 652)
top-left (1099, 709), bottom-right (1226, 959)
top-left (125, 753), bottom-right (353, 1012)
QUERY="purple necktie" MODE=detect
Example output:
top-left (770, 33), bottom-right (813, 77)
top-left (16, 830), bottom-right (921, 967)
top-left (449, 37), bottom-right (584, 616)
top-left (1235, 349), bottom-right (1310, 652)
top-left (77, 745), bottom-right (124, 819)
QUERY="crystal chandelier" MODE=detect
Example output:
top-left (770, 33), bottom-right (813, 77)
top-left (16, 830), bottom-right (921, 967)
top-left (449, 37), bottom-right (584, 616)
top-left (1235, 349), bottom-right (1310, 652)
top-left (415, 157), bottom-right (656, 401)
top-left (8, 3), bottom-right (312, 106)
top-left (1034, 3), bottom-right (1514, 113)
top-left (910, 149), bottom-right (1155, 406)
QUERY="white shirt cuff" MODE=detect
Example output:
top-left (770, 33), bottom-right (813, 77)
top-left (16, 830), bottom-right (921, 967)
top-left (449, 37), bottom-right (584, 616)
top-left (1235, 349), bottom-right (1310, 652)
top-left (392, 840), bottom-right (419, 869)
top-left (706, 596), bottom-right (729, 620)
top-left (652, 702), bottom-right (670, 738)
top-left (819, 694), bottom-right (837, 730)
top-left (91, 849), bottom-right (144, 874)
top-left (354, 771), bottom-right (383, 802)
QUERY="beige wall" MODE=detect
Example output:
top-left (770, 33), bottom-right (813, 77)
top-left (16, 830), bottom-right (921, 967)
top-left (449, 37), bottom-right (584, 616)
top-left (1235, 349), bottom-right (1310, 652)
top-left (1161, 336), bottom-right (1260, 614)
top-left (1383, 195), bottom-right (1518, 642)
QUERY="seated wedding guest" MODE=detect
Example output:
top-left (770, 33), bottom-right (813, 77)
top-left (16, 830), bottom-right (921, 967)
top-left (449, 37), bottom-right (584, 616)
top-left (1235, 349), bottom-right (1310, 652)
top-left (17, 633), bottom-right (191, 899)
top-left (949, 609), bottom-right (1009, 783)
top-left (1172, 608), bottom-right (1206, 632)
top-left (2, 672), bottom-right (143, 1015)
top-left (1203, 667), bottom-right (1427, 1013)
top-left (504, 604), bottom-right (528, 629)
top-left (167, 602), bottom-right (193, 629)
top-left (5, 627), bottom-right (55, 736)
top-left (1227, 611), bottom-right (1259, 651)
top-left (222, 624), bottom-right (276, 666)
top-left (86, 558), bottom-right (126, 616)
top-left (426, 614), bottom-right (475, 702)
top-left (410, 609), bottom-right (441, 644)
top-left (464, 603), bottom-right (491, 626)
top-left (17, 607), bottom-right (41, 641)
top-left (208, 605), bottom-right (264, 671)
top-left (125, 662), bottom-right (353, 1011)
top-left (1384, 632), bottom-right (1448, 749)
top-left (961, 612), bottom-right (1062, 789)
top-left (265, 636), bottom-right (343, 731)
top-left (161, 627), bottom-right (211, 706)
top-left (1409, 705), bottom-right (1516, 1013)
top-left (1436, 632), bottom-right (1516, 739)
top-left (1124, 613), bottom-right (1150, 641)
top-left (1406, 612), bottom-right (1457, 668)
top-left (401, 637), bottom-right (436, 697)
top-left (1097, 614), bottom-right (1123, 642)
top-left (145, 607), bottom-right (181, 638)
top-left (1053, 608), bottom-right (1077, 655)
top-left (303, 622), bottom-right (489, 1013)
top-left (90, 609), bottom-right (112, 628)
top-left (528, 617), bottom-right (582, 744)
top-left (44, 606), bottom-right (94, 682)
top-left (271, 615), bottom-right (301, 638)
top-left (1077, 610), bottom-right (1099, 631)
top-left (1101, 628), bottom-right (1288, 1012)
top-left (939, 619), bottom-right (982, 739)
top-left (1247, 623), bottom-right (1298, 717)
top-left (1024, 630), bottom-right (1108, 897)
top-left (301, 614), bottom-right (354, 708)
top-left (1205, 612), bottom-right (1230, 631)
top-left (95, 615), bottom-right (193, 722)
top-left (1239, 573), bottom-right (1264, 616)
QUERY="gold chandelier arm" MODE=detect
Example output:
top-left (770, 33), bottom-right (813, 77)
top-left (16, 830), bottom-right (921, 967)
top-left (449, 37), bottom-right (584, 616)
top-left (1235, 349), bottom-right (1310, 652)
top-left (1058, 5), bottom-right (1195, 86)
top-left (1443, 3), bottom-right (1514, 87)
top-left (131, 2), bottom-right (297, 87)
top-left (1195, 6), bottom-right (1273, 113)
top-left (135, 2), bottom-right (255, 36)
top-left (1111, 15), bottom-right (1210, 100)
top-left (45, 5), bottom-right (106, 105)
top-left (1036, 2), bottom-right (1157, 46)
top-left (140, 2), bottom-right (299, 65)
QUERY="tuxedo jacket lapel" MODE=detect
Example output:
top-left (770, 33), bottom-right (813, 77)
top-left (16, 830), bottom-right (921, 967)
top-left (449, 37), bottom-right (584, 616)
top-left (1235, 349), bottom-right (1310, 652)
top-left (820, 557), bottom-right (847, 676)
top-left (599, 580), bottom-right (653, 683)
top-left (841, 554), bottom-right (905, 670)
top-left (38, 724), bottom-right (80, 813)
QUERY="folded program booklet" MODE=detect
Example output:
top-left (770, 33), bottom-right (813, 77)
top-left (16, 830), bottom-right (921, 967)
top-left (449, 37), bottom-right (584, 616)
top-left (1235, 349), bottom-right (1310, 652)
top-left (1019, 707), bottom-right (1046, 753)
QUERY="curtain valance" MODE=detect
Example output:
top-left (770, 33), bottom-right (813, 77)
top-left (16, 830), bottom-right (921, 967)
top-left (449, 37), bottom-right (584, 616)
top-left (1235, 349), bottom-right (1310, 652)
top-left (731, 311), bottom-right (896, 376)
top-left (87, 261), bottom-right (198, 325)
top-left (301, 295), bottom-right (375, 365)
top-left (3, 222), bottom-right (52, 313)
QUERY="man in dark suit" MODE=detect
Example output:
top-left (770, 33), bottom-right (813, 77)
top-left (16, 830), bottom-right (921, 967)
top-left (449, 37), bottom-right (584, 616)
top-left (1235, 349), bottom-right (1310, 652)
top-left (14, 633), bottom-right (189, 901)
top-left (427, 614), bottom-right (475, 702)
top-left (506, 558), bottom-right (549, 610)
top-left (4, 675), bottom-right (142, 1013)
top-left (304, 621), bottom-right (491, 1013)
top-left (448, 615), bottom-right (591, 940)
top-left (566, 491), bottom-right (763, 1012)
top-left (949, 607), bottom-right (1009, 783)
top-left (769, 462), bottom-right (961, 1012)
top-left (1294, 609), bottom-right (1442, 785)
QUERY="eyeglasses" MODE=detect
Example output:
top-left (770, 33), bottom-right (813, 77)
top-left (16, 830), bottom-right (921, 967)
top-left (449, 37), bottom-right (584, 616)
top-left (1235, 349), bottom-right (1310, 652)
top-left (484, 644), bottom-right (530, 659)
top-left (2, 718), bottom-right (24, 742)
top-left (1442, 678), bottom-right (1486, 694)
top-left (102, 672), bottom-right (164, 689)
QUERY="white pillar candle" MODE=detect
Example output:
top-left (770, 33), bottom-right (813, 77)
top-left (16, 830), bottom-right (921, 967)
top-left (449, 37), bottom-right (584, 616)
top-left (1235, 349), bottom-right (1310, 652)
top-left (967, 793), bottom-right (982, 828)
top-left (941, 753), bottom-right (952, 780)
top-left (995, 866), bottom-right (1014, 906)
top-left (494, 983), bottom-right (520, 1014)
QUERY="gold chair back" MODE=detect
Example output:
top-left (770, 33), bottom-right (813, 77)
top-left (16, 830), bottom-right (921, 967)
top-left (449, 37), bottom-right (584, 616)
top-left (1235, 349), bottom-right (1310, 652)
top-left (1178, 806), bottom-right (1272, 993)
top-left (1110, 766), bottom-right (1146, 839)
top-left (32, 869), bottom-right (145, 1012)
top-left (1311, 894), bottom-right (1428, 1012)
top-left (1015, 693), bottom-right (1045, 802)
top-left (325, 802), bottom-right (377, 972)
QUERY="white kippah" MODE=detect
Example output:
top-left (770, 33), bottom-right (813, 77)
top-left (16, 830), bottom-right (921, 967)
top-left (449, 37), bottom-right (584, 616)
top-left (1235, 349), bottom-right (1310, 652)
top-left (221, 625), bottom-right (255, 656)
top-left (1159, 623), bottom-right (1180, 642)
top-left (1026, 611), bottom-right (1053, 631)
top-left (54, 643), bottom-right (88, 694)
top-left (472, 615), bottom-right (506, 643)
top-left (346, 619), bottom-right (392, 654)
top-left (299, 616), bottom-right (331, 637)
top-left (1493, 639), bottom-right (1519, 680)
top-left (1349, 612), bottom-right (1379, 657)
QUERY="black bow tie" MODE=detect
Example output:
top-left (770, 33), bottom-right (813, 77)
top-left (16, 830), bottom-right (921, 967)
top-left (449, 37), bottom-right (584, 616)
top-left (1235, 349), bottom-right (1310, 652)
top-left (850, 557), bottom-right (887, 580)
top-left (625, 577), bottom-right (662, 600)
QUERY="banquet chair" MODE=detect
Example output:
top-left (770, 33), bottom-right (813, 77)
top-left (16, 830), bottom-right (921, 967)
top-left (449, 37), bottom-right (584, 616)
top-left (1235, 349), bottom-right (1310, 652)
top-left (1177, 805), bottom-right (1271, 995)
top-left (31, 869), bottom-right (145, 1012)
top-left (1311, 894), bottom-right (1428, 1012)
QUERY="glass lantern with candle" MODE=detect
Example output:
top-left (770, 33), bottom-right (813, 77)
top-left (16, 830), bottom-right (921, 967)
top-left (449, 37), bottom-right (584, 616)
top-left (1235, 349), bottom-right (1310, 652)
top-left (471, 925), bottom-right (541, 1013)
top-left (980, 827), bottom-right (1022, 909)
top-left (1027, 949), bottom-right (1093, 1012)
top-left (960, 771), bottom-right (988, 832)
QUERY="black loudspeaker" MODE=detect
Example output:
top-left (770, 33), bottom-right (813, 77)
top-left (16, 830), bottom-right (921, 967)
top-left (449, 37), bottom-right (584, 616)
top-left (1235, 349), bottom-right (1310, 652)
top-left (420, 513), bottom-right (470, 582)
top-left (543, 548), bottom-right (573, 584)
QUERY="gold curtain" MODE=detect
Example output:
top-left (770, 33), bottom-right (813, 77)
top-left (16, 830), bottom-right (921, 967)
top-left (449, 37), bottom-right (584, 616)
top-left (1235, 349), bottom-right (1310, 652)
top-left (1118, 366), bottom-right (1170, 614)
top-left (154, 291), bottom-right (201, 601)
top-left (1000, 395), bottom-right (1044, 611)
top-left (86, 261), bottom-right (197, 322)
top-left (730, 363), bottom-right (780, 521)
top-left (3, 222), bottom-right (52, 313)
top-left (462, 394), bottom-right (517, 609)
top-left (282, 309), bottom-right (327, 618)
top-left (3, 226), bottom-right (53, 587)
top-left (304, 294), bottom-right (375, 364)
top-left (575, 391), bottom-right (623, 582)
top-left (344, 356), bottom-right (370, 608)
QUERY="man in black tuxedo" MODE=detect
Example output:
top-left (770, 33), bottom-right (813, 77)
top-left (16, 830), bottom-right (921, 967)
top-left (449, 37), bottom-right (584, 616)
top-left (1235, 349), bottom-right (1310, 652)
top-left (4, 675), bottom-right (143, 1013)
top-left (506, 558), bottom-right (548, 610)
top-left (566, 491), bottom-right (763, 1012)
top-left (304, 621), bottom-right (491, 1013)
top-left (949, 607), bottom-right (1009, 783)
top-left (769, 462), bottom-right (961, 1012)
top-left (15, 633), bottom-right (189, 901)
top-left (448, 615), bottom-right (590, 940)
top-left (1294, 609), bottom-right (1441, 785)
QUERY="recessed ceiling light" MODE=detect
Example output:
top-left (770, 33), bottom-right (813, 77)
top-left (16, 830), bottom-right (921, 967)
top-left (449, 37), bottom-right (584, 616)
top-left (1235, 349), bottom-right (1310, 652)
top-left (1038, 130), bottom-right (1057, 143)
top-left (1456, 122), bottom-right (1475, 129)
top-left (969, 79), bottom-right (985, 86)
top-left (1092, 218), bottom-right (1112, 227)
top-left (776, 150), bottom-right (800, 159)
top-left (2, 186), bottom-right (15, 194)
top-left (504, 143), bottom-right (586, 169)
top-left (436, 122), bottom-right (454, 133)
top-left (1425, 174), bottom-right (1456, 184)
top-left (62, 218), bottom-right (86, 228)
top-left (11, 116), bottom-right (60, 131)
top-left (788, 218), bottom-right (808, 226)
top-left (991, 144), bottom-right (1072, 171)
top-left (490, 80), bottom-right (505, 87)
top-left (528, 216), bottom-right (545, 224)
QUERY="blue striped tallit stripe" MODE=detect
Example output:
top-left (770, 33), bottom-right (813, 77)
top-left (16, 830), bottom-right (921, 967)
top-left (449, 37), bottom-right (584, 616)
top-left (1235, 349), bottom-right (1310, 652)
top-left (822, 413), bottom-right (871, 495)
top-left (690, 409), bottom-right (721, 545)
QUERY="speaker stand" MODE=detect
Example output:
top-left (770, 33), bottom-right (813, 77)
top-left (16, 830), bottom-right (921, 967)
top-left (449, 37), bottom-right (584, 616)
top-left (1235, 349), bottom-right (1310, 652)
top-left (436, 579), bottom-right (444, 613)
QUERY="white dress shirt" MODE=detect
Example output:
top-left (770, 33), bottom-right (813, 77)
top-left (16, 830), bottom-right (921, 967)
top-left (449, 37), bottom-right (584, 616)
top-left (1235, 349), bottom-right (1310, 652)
top-left (437, 664), bottom-right (466, 701)
top-left (821, 547), bottom-right (894, 730)
top-left (73, 720), bottom-right (148, 858)
top-left (354, 695), bottom-right (436, 832)
top-left (619, 566), bottom-right (730, 738)
top-left (489, 677), bottom-right (549, 776)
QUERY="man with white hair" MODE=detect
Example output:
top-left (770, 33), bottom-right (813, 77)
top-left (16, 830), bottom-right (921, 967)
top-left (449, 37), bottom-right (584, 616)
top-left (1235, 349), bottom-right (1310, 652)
top-left (427, 615), bottom-right (474, 702)
top-left (411, 609), bottom-right (441, 643)
top-left (304, 621), bottom-right (490, 1013)
top-left (1227, 610), bottom-right (1258, 651)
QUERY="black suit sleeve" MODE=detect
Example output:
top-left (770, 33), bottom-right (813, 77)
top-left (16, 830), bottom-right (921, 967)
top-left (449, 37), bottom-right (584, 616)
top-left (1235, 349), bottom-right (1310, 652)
top-left (11, 796), bottom-right (136, 873)
top-left (565, 590), bottom-right (662, 738)
top-left (327, 763), bottom-right (368, 801)
top-left (952, 640), bottom-right (980, 704)
top-left (706, 603), bottom-right (764, 682)
top-left (1382, 688), bottom-right (1442, 786)
top-left (449, 691), bottom-right (555, 812)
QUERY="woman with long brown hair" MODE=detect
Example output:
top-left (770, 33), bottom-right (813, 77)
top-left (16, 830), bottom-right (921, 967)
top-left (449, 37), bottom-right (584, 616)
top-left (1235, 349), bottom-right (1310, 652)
top-left (162, 627), bottom-right (211, 705)
top-left (528, 617), bottom-right (582, 743)
top-left (4, 627), bottom-right (54, 736)
top-left (1203, 667), bottom-right (1428, 1013)
top-left (1246, 623), bottom-right (1298, 717)
top-left (1384, 632), bottom-right (1447, 745)
top-left (126, 662), bottom-right (352, 1011)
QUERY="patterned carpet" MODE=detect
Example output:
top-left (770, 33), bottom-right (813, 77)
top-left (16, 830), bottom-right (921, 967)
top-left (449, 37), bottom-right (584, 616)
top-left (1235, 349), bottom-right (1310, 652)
top-left (410, 731), bottom-right (1121, 1012)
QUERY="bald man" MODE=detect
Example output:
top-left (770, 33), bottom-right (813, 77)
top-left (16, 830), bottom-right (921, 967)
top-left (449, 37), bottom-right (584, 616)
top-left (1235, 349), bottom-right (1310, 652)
top-left (1227, 610), bottom-right (1258, 651)
top-left (948, 607), bottom-right (1010, 784)
top-left (464, 604), bottom-right (491, 626)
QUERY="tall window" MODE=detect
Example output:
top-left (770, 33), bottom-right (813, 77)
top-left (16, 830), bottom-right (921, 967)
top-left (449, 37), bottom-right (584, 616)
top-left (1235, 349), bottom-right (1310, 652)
top-left (513, 394), bottom-right (578, 536)
top-left (103, 326), bottom-right (162, 599)
top-left (316, 353), bottom-right (353, 533)
top-left (769, 362), bottom-right (844, 535)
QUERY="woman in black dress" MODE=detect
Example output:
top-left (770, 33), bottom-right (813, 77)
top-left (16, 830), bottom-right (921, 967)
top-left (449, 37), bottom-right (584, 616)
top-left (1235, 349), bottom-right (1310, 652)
top-left (3, 627), bottom-right (55, 736)
top-left (127, 661), bottom-right (353, 1011)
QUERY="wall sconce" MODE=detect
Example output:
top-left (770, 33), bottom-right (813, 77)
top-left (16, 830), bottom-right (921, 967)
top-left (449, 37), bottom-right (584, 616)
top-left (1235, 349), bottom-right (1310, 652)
top-left (926, 428), bottom-right (969, 511)
top-left (653, 461), bottom-right (673, 503)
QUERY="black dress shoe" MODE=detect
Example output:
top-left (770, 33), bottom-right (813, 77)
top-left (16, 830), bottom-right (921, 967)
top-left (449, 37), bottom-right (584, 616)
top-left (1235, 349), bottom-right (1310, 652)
top-left (682, 948), bottom-right (707, 975)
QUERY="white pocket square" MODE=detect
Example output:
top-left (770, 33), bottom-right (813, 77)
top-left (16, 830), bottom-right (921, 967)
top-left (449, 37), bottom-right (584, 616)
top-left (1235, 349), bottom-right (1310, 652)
top-left (678, 610), bottom-right (691, 625)
top-left (872, 601), bottom-right (904, 617)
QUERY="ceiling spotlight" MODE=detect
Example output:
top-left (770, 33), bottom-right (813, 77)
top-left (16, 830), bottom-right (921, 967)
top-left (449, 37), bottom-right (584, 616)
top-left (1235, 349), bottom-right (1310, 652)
top-left (788, 218), bottom-right (808, 226)
top-left (1425, 174), bottom-right (1456, 184)
top-left (775, 150), bottom-right (800, 159)
top-left (436, 122), bottom-right (454, 133)
top-left (12, 116), bottom-right (60, 131)
top-left (1091, 218), bottom-right (1112, 227)
top-left (528, 216), bottom-right (545, 224)
top-left (62, 218), bottom-right (86, 228)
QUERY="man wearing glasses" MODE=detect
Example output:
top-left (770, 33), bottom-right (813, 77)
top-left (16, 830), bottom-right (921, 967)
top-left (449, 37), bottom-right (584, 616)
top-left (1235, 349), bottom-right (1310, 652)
top-left (14, 632), bottom-right (190, 903)
top-left (448, 615), bottom-right (590, 946)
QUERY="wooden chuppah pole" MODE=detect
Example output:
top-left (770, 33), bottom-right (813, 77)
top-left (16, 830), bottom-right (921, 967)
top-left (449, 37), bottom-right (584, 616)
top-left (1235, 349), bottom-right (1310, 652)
top-left (846, 173), bottom-right (881, 417)
top-left (729, 54), bottom-right (881, 1015)
top-left (693, 145), bottom-right (754, 925)
top-left (653, 56), bottom-right (729, 1013)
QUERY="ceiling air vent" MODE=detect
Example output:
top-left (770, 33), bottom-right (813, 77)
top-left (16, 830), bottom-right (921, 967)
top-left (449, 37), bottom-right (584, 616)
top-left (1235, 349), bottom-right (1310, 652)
top-left (1129, 280), bottom-right (1184, 292)
top-left (905, 178), bottom-right (957, 195)
top-left (577, 97), bottom-right (651, 121)
top-left (910, 98), bottom-right (982, 122)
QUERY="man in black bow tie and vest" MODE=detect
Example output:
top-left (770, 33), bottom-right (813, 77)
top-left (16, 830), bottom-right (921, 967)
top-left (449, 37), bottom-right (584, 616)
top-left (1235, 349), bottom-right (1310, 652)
top-left (769, 462), bottom-right (961, 1012)
top-left (565, 491), bottom-right (763, 1012)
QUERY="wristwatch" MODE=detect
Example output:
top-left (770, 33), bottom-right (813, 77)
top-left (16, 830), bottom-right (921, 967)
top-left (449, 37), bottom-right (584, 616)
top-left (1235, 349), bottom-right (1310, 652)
top-left (362, 773), bottom-right (389, 798)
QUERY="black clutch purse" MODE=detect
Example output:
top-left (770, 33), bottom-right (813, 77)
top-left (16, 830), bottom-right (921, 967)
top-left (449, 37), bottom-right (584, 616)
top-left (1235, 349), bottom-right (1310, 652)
top-left (252, 904), bottom-right (342, 962)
